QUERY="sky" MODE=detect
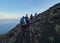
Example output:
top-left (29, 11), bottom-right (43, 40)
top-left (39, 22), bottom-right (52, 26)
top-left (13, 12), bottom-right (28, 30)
top-left (0, 0), bottom-right (60, 19)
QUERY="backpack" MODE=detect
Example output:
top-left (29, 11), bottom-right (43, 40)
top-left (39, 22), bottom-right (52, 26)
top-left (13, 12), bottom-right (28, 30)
top-left (20, 18), bottom-right (26, 25)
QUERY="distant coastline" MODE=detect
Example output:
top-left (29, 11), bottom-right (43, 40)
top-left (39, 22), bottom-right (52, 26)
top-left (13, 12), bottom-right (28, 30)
top-left (0, 19), bottom-right (19, 34)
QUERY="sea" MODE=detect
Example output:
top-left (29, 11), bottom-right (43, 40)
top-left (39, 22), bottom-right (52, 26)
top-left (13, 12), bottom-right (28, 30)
top-left (0, 19), bottom-right (19, 34)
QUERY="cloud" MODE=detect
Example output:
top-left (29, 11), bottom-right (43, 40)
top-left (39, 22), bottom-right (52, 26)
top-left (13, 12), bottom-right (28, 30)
top-left (0, 13), bottom-right (21, 19)
top-left (0, 15), bottom-right (19, 19)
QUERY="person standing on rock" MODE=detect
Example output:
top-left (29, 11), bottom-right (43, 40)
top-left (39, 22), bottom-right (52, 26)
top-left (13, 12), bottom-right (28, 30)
top-left (20, 16), bottom-right (27, 36)
top-left (20, 15), bottom-right (30, 43)
top-left (20, 16), bottom-right (27, 28)
top-left (30, 14), bottom-right (33, 24)
top-left (25, 14), bottom-right (30, 27)
top-left (25, 14), bottom-right (30, 43)
top-left (35, 13), bottom-right (37, 19)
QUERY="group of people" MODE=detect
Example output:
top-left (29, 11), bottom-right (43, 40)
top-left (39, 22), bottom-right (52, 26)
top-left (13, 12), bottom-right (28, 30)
top-left (19, 13), bottom-right (37, 43)
top-left (20, 14), bottom-right (33, 29)
top-left (19, 14), bottom-right (34, 39)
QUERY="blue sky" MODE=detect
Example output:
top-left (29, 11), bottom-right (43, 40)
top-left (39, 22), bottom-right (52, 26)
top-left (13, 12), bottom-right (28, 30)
top-left (0, 0), bottom-right (60, 19)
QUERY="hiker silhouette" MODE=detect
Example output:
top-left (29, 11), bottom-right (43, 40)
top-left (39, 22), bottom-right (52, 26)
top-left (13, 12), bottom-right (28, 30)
top-left (30, 14), bottom-right (33, 24)
top-left (19, 15), bottom-right (30, 43)
top-left (25, 14), bottom-right (30, 27)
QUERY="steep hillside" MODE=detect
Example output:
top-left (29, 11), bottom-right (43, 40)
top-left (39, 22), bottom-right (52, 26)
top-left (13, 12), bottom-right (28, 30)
top-left (0, 3), bottom-right (60, 43)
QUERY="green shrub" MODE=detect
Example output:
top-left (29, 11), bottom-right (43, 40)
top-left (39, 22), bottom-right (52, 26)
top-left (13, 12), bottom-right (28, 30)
top-left (49, 36), bottom-right (54, 41)
top-left (55, 25), bottom-right (60, 33)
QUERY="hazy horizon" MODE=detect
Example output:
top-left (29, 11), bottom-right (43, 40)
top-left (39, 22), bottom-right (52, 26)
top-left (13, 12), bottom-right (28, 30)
top-left (0, 19), bottom-right (19, 34)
